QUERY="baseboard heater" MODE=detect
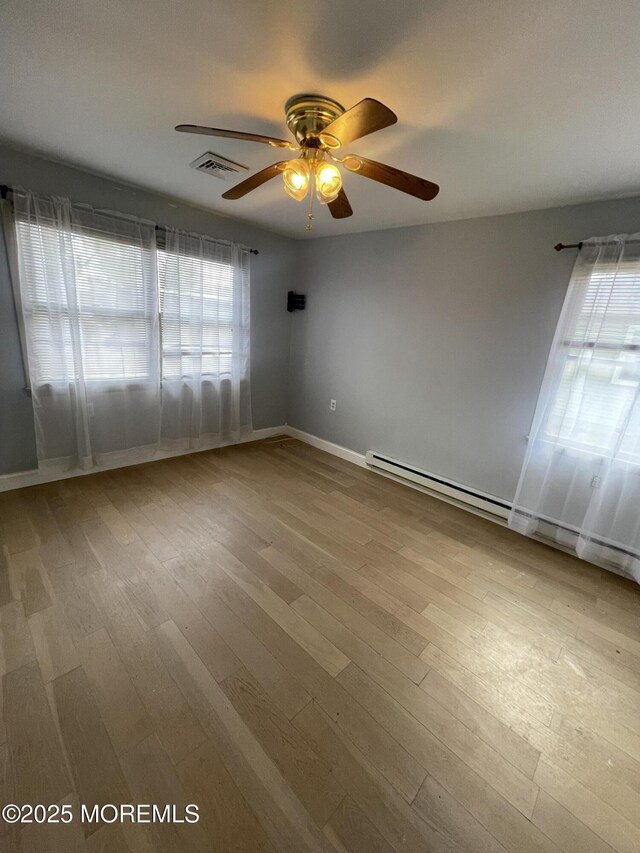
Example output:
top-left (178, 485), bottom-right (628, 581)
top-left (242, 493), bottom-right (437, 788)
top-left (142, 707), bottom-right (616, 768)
top-left (365, 451), bottom-right (512, 522)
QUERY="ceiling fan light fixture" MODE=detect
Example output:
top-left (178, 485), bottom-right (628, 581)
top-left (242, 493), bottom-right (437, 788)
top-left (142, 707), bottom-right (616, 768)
top-left (315, 162), bottom-right (342, 204)
top-left (177, 95), bottom-right (439, 224)
top-left (282, 159), bottom-right (311, 201)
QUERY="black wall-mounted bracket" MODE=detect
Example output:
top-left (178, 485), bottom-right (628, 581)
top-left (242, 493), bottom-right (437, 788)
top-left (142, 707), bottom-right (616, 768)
top-left (287, 291), bottom-right (306, 312)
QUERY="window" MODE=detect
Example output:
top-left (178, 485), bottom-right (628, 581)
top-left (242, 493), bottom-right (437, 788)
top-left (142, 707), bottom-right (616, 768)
top-left (546, 261), bottom-right (640, 457)
top-left (15, 216), bottom-right (158, 385)
top-left (158, 247), bottom-right (235, 380)
top-left (12, 190), bottom-right (251, 472)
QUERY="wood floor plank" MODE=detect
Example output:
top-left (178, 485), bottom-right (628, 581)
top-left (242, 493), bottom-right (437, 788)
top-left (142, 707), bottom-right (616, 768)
top-left (532, 789), bottom-right (617, 853)
top-left (84, 822), bottom-right (134, 853)
top-left (299, 594), bottom-right (537, 817)
top-left (57, 522), bottom-right (102, 575)
top-left (153, 619), bottom-right (337, 852)
top-left (0, 675), bottom-right (5, 746)
top-left (211, 541), bottom-right (350, 678)
top-left (420, 667), bottom-right (541, 778)
top-left (177, 738), bottom-right (279, 853)
top-left (0, 741), bottom-right (20, 853)
top-left (142, 553), bottom-right (242, 683)
top-left (269, 502), bottom-right (370, 569)
top-left (421, 642), bottom-right (555, 727)
top-left (218, 536), bottom-right (303, 604)
top-left (28, 604), bottom-right (80, 683)
top-left (209, 563), bottom-right (428, 805)
top-left (4, 660), bottom-right (72, 804)
top-left (534, 758), bottom-right (640, 853)
top-left (118, 635), bottom-right (208, 765)
top-left (333, 664), bottom-right (557, 853)
top-left (0, 545), bottom-right (13, 607)
top-left (110, 498), bottom-right (179, 562)
top-left (1, 516), bottom-right (37, 554)
top-left (294, 700), bottom-right (459, 853)
top-left (424, 646), bottom-right (640, 830)
top-left (264, 547), bottom-right (428, 683)
top-left (0, 599), bottom-right (36, 675)
top-left (182, 569), bottom-right (311, 719)
top-left (8, 547), bottom-right (53, 616)
top-left (96, 502), bottom-right (139, 546)
top-left (119, 733), bottom-right (212, 853)
top-left (412, 774), bottom-right (507, 853)
top-left (365, 546), bottom-right (490, 628)
top-left (19, 794), bottom-right (86, 853)
top-left (47, 562), bottom-right (105, 641)
top-left (306, 561), bottom-right (428, 656)
top-left (324, 795), bottom-right (394, 853)
top-left (221, 666), bottom-right (345, 826)
top-left (291, 593), bottom-right (431, 708)
top-left (77, 627), bottom-right (152, 755)
top-left (84, 568), bottom-right (148, 650)
top-left (549, 713), bottom-right (640, 804)
top-left (52, 666), bottom-right (130, 835)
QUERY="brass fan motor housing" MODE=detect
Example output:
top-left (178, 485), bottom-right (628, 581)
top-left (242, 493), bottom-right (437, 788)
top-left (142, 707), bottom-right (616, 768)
top-left (285, 94), bottom-right (345, 146)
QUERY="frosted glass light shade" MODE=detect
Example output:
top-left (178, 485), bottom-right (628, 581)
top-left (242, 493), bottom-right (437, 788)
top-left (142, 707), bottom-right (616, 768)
top-left (282, 159), bottom-right (311, 202)
top-left (315, 163), bottom-right (342, 203)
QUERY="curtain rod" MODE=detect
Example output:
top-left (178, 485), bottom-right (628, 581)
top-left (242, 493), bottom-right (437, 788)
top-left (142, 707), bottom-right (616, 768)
top-left (0, 184), bottom-right (259, 255)
top-left (554, 242), bottom-right (583, 251)
top-left (555, 239), bottom-right (640, 252)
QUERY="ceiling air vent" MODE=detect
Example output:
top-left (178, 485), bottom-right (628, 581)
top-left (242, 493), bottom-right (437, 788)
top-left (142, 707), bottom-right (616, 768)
top-left (189, 152), bottom-right (248, 181)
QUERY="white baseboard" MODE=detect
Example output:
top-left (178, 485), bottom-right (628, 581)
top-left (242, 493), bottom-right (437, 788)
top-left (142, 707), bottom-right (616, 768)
top-left (0, 426), bottom-right (287, 493)
top-left (283, 427), bottom-right (367, 468)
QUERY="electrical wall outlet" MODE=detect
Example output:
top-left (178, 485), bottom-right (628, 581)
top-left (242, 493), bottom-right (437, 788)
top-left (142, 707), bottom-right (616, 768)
top-left (330, 399), bottom-right (337, 411)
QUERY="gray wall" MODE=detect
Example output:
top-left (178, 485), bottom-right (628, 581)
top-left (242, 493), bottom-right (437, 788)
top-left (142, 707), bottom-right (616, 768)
top-left (0, 144), bottom-right (298, 474)
top-left (4, 142), bottom-right (640, 496)
top-left (288, 197), bottom-right (640, 501)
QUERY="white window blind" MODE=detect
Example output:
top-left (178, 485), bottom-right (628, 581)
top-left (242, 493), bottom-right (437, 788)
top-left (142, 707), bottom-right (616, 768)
top-left (15, 216), bottom-right (157, 385)
top-left (158, 247), bottom-right (235, 379)
top-left (546, 260), bottom-right (640, 458)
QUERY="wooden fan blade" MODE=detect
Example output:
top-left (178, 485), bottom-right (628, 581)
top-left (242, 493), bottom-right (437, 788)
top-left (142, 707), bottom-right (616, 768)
top-left (221, 162), bottom-right (287, 200)
top-left (175, 125), bottom-right (294, 149)
top-left (319, 99), bottom-right (397, 148)
top-left (328, 188), bottom-right (353, 219)
top-left (343, 155), bottom-right (439, 201)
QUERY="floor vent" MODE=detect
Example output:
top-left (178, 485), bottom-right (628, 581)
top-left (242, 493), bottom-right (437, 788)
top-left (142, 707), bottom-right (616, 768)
top-left (365, 450), bottom-right (511, 521)
top-left (189, 152), bottom-right (248, 181)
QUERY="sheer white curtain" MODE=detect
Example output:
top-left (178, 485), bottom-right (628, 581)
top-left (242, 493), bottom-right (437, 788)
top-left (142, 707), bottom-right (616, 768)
top-left (510, 234), bottom-right (640, 582)
top-left (13, 191), bottom-right (161, 474)
top-left (158, 227), bottom-right (252, 450)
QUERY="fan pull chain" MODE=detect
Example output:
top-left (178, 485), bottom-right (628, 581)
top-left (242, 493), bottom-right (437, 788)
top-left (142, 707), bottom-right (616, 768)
top-left (306, 185), bottom-right (315, 231)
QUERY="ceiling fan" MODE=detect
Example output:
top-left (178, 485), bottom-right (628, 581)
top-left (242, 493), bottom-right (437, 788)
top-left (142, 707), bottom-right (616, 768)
top-left (176, 94), bottom-right (439, 229)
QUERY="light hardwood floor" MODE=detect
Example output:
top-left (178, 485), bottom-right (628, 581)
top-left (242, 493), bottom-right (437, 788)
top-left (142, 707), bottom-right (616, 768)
top-left (1, 436), bottom-right (640, 852)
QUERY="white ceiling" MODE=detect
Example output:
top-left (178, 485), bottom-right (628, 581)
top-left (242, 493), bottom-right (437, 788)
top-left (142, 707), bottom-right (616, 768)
top-left (2, 0), bottom-right (640, 239)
